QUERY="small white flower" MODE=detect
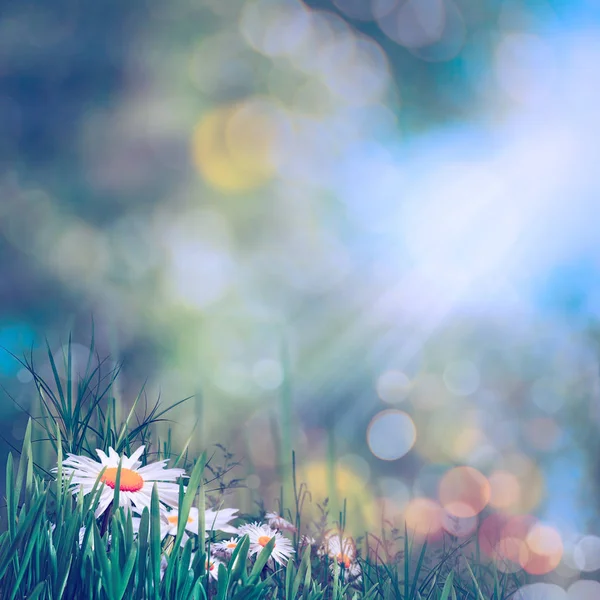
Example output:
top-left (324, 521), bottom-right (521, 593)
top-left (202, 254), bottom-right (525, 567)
top-left (206, 556), bottom-right (223, 580)
top-left (134, 506), bottom-right (239, 546)
top-left (299, 534), bottom-right (316, 551)
top-left (265, 511), bottom-right (297, 533)
top-left (321, 530), bottom-right (356, 566)
top-left (160, 506), bottom-right (201, 542)
top-left (161, 552), bottom-right (223, 581)
top-left (329, 560), bottom-right (362, 583)
top-left (55, 446), bottom-right (186, 518)
top-left (213, 537), bottom-right (240, 557)
top-left (205, 507), bottom-right (239, 535)
top-left (238, 522), bottom-right (295, 566)
top-left (188, 553), bottom-right (223, 580)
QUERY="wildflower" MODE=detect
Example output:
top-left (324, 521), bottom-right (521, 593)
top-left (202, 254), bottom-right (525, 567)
top-left (329, 560), bottom-right (362, 583)
top-left (322, 530), bottom-right (356, 568)
top-left (213, 537), bottom-right (240, 557)
top-left (265, 511), bottom-right (297, 533)
top-left (205, 507), bottom-right (240, 535)
top-left (160, 552), bottom-right (222, 581)
top-left (187, 552), bottom-right (223, 580)
top-left (161, 506), bottom-right (200, 539)
top-left (205, 555), bottom-right (223, 580)
top-left (238, 522), bottom-right (295, 566)
top-left (157, 506), bottom-right (239, 544)
top-left (55, 446), bottom-right (186, 518)
top-left (299, 534), bottom-right (316, 551)
top-left (132, 506), bottom-right (238, 546)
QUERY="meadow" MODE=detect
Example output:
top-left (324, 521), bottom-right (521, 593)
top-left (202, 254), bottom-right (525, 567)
top-left (0, 340), bottom-right (575, 600)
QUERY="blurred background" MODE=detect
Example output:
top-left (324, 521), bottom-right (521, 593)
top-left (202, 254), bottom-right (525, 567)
top-left (3, 0), bottom-right (600, 582)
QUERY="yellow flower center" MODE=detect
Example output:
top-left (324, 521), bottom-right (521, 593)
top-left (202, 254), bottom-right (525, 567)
top-left (100, 467), bottom-right (144, 492)
top-left (337, 553), bottom-right (351, 569)
top-left (258, 535), bottom-right (272, 547)
top-left (227, 542), bottom-right (237, 548)
top-left (166, 514), bottom-right (193, 525)
top-left (207, 561), bottom-right (215, 571)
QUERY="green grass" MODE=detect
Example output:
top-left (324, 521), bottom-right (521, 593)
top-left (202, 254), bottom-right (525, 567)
top-left (0, 339), bottom-right (529, 599)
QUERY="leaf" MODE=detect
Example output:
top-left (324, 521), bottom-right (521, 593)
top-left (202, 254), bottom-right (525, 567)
top-left (0, 492), bottom-right (46, 580)
top-left (25, 581), bottom-right (46, 600)
top-left (410, 539), bottom-right (428, 600)
top-left (229, 534), bottom-right (250, 585)
top-left (173, 453), bottom-right (205, 551)
top-left (93, 523), bottom-right (113, 599)
top-left (46, 339), bottom-right (67, 418)
top-left (114, 545), bottom-right (137, 600)
top-left (135, 508), bottom-right (150, 600)
top-left (216, 562), bottom-right (229, 600)
top-left (440, 572), bottom-right (454, 600)
top-left (248, 536), bottom-right (275, 584)
top-left (150, 484), bottom-right (162, 600)
top-left (464, 560), bottom-right (486, 600)
top-left (112, 457), bottom-right (124, 515)
top-left (290, 545), bottom-right (311, 600)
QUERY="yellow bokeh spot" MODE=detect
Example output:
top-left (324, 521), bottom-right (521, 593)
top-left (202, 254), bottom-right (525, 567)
top-left (297, 461), bottom-right (378, 536)
top-left (403, 497), bottom-right (443, 539)
top-left (191, 98), bottom-right (284, 192)
top-left (496, 453), bottom-right (545, 513)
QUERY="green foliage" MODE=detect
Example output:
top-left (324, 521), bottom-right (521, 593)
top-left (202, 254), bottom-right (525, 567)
top-left (0, 341), bottom-right (528, 599)
top-left (6, 334), bottom-right (192, 460)
top-left (0, 423), bottom-right (527, 599)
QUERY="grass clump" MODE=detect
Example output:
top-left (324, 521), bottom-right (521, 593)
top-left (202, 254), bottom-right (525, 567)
top-left (0, 339), bottom-right (528, 599)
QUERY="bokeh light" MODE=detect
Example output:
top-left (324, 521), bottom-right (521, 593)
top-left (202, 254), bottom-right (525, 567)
top-left (375, 369), bottom-right (411, 404)
top-left (297, 460), bottom-right (378, 535)
top-left (403, 497), bottom-right (443, 539)
top-left (523, 522), bottom-right (563, 575)
top-left (438, 466), bottom-right (491, 518)
top-left (191, 98), bottom-right (288, 192)
top-left (513, 583), bottom-right (566, 600)
top-left (572, 535), bottom-right (600, 572)
top-left (488, 470), bottom-right (521, 510)
top-left (441, 508), bottom-right (478, 538)
top-left (567, 580), bottom-right (600, 599)
top-left (367, 410), bottom-right (417, 460)
top-left (443, 360), bottom-right (480, 396)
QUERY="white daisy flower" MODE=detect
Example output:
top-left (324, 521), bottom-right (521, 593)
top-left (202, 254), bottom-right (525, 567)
top-left (205, 507), bottom-right (239, 535)
top-left (55, 446), bottom-right (186, 518)
top-left (134, 506), bottom-right (239, 546)
top-left (212, 537), bottom-right (240, 557)
top-left (160, 506), bottom-right (200, 542)
top-left (348, 561), bottom-right (362, 582)
top-left (238, 522), bottom-right (295, 566)
top-left (265, 511), bottom-right (297, 533)
top-left (160, 552), bottom-right (223, 581)
top-left (299, 534), bottom-right (316, 551)
top-left (186, 552), bottom-right (223, 580)
top-left (205, 555), bottom-right (223, 580)
top-left (322, 530), bottom-right (356, 567)
top-left (329, 560), bottom-right (362, 583)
